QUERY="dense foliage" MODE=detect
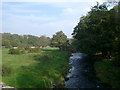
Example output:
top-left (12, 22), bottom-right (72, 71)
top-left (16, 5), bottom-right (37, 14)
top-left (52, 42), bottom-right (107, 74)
top-left (2, 31), bottom-right (70, 51)
top-left (51, 31), bottom-right (70, 51)
top-left (72, 2), bottom-right (120, 88)
top-left (28, 48), bottom-right (40, 53)
top-left (2, 33), bottom-right (51, 49)
top-left (72, 3), bottom-right (120, 58)
top-left (8, 49), bottom-right (21, 54)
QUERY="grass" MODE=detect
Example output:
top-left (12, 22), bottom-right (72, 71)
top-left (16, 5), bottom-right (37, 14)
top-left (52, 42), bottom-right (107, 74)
top-left (94, 60), bottom-right (120, 88)
top-left (0, 46), bottom-right (2, 82)
top-left (2, 47), bottom-right (70, 88)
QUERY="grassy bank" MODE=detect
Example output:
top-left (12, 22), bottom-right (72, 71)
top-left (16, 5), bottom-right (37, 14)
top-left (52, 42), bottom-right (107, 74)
top-left (2, 47), bottom-right (70, 88)
top-left (94, 59), bottom-right (120, 88)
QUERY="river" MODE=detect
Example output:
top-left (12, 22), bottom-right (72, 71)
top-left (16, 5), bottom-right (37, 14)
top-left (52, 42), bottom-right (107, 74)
top-left (65, 53), bottom-right (103, 88)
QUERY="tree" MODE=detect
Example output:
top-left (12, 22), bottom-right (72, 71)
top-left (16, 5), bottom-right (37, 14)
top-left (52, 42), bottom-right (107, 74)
top-left (2, 33), bottom-right (52, 49)
top-left (2, 39), bottom-right (11, 48)
top-left (72, 2), bottom-right (120, 57)
top-left (69, 38), bottom-right (79, 52)
top-left (51, 31), bottom-right (68, 50)
top-left (110, 3), bottom-right (120, 54)
top-left (27, 35), bottom-right (39, 47)
top-left (39, 35), bottom-right (51, 48)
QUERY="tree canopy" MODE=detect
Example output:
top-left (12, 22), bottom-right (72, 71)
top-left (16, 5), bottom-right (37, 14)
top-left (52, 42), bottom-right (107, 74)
top-left (39, 35), bottom-right (51, 47)
top-left (2, 33), bottom-right (51, 49)
top-left (51, 31), bottom-right (69, 50)
top-left (72, 3), bottom-right (120, 57)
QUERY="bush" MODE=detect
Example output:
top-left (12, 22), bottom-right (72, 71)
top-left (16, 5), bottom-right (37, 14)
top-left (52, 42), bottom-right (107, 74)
top-left (8, 49), bottom-right (20, 54)
top-left (112, 55), bottom-right (120, 67)
top-left (8, 49), bottom-right (25, 54)
top-left (28, 48), bottom-right (40, 53)
top-left (94, 60), bottom-right (120, 88)
top-left (2, 64), bottom-right (12, 76)
top-left (20, 50), bottom-right (25, 54)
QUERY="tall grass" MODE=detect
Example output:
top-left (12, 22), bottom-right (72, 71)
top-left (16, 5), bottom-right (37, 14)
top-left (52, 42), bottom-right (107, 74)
top-left (2, 47), bottom-right (70, 88)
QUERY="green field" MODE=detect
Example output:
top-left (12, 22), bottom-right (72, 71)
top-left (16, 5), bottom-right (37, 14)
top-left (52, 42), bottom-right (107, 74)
top-left (2, 47), bottom-right (70, 88)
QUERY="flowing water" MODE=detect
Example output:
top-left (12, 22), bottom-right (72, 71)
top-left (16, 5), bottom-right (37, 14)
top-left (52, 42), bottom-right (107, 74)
top-left (65, 53), bottom-right (103, 88)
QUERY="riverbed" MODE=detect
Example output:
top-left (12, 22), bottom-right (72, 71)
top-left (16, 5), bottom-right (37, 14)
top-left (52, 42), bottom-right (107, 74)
top-left (65, 53), bottom-right (103, 88)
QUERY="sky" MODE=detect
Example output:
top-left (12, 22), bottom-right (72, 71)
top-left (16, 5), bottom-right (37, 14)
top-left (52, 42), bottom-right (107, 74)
top-left (1, 0), bottom-right (106, 38)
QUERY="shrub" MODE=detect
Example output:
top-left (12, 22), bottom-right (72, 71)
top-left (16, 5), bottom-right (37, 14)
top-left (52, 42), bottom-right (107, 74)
top-left (112, 55), bottom-right (120, 67)
top-left (8, 49), bottom-right (25, 54)
top-left (2, 64), bottom-right (12, 76)
top-left (20, 50), bottom-right (25, 54)
top-left (8, 49), bottom-right (20, 54)
top-left (5, 45), bottom-right (12, 48)
top-left (28, 48), bottom-right (40, 53)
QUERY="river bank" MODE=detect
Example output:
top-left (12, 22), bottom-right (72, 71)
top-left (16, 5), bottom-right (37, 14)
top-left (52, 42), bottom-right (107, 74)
top-left (94, 58), bottom-right (120, 88)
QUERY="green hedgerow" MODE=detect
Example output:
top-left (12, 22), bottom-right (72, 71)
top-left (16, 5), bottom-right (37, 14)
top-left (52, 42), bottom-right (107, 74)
top-left (28, 48), bottom-right (40, 53)
top-left (8, 49), bottom-right (25, 54)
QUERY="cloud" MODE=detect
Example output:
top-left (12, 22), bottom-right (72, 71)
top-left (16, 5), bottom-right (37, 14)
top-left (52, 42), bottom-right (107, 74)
top-left (2, 3), bottom-right (56, 23)
top-left (9, 8), bottom-right (42, 14)
top-left (2, 1), bottom-right (107, 38)
top-left (61, 8), bottom-right (77, 16)
top-left (64, 8), bottom-right (75, 13)
top-left (5, 14), bottom-right (56, 21)
top-left (3, 14), bottom-right (78, 37)
top-left (0, 2), bottom-right (2, 33)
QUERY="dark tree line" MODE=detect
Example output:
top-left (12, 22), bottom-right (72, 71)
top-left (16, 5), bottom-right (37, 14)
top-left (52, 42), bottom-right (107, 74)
top-left (72, 2), bottom-right (120, 58)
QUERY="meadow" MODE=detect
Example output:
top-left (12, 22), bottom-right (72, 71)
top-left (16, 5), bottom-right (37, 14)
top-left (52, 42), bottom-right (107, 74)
top-left (2, 47), bottom-right (70, 88)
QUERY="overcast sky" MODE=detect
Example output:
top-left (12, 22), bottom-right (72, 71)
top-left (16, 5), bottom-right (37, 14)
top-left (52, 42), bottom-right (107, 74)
top-left (1, 0), bottom-right (106, 38)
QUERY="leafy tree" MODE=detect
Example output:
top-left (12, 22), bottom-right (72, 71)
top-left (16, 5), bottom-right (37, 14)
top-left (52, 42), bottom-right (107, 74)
top-left (10, 40), bottom-right (19, 47)
top-left (72, 2), bottom-right (120, 57)
top-left (27, 35), bottom-right (39, 47)
top-left (39, 35), bottom-right (51, 48)
top-left (2, 33), bottom-right (52, 49)
top-left (2, 33), bottom-right (22, 47)
top-left (110, 4), bottom-right (120, 54)
top-left (51, 31), bottom-right (68, 50)
top-left (2, 39), bottom-right (11, 48)
top-left (68, 38), bottom-right (79, 52)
